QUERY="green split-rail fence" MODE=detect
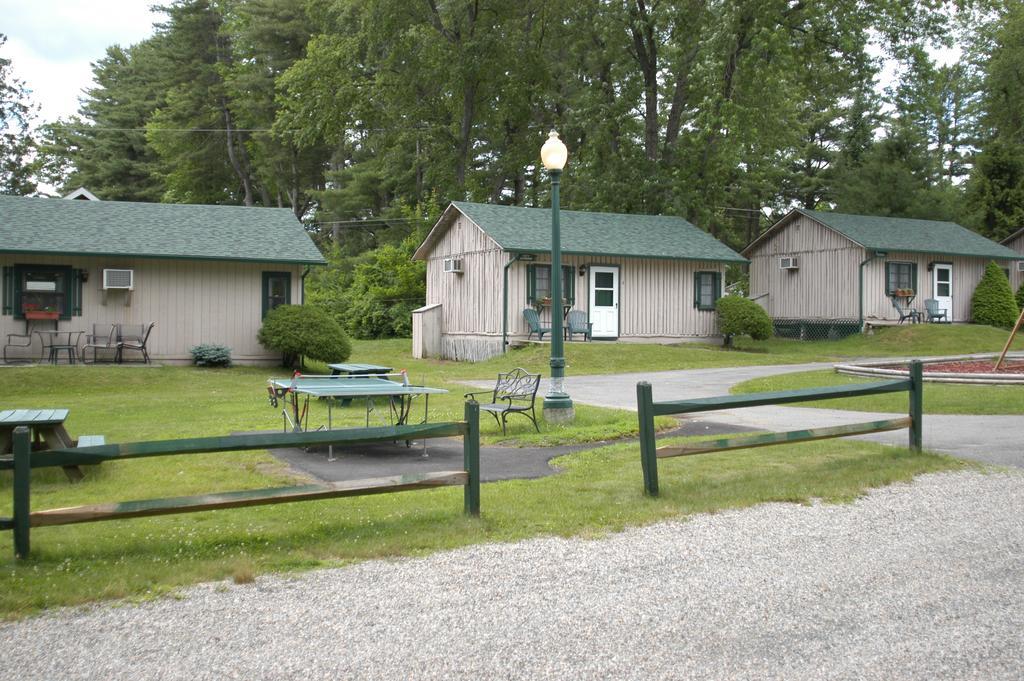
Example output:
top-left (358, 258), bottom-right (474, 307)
top-left (637, 361), bottom-right (923, 496)
top-left (1, 402), bottom-right (481, 559)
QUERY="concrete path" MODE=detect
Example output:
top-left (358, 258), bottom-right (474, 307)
top-left (550, 363), bottom-right (1024, 469)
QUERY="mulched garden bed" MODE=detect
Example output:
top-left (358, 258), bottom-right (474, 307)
top-left (884, 359), bottom-right (1024, 374)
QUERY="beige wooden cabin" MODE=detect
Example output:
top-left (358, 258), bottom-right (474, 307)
top-left (0, 195), bottom-right (324, 364)
top-left (411, 202), bottom-right (747, 361)
top-left (743, 208), bottom-right (1021, 329)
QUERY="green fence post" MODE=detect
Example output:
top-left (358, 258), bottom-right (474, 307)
top-left (13, 426), bottom-right (31, 559)
top-left (908, 359), bottom-right (923, 452)
top-left (637, 382), bottom-right (659, 496)
top-left (463, 400), bottom-right (480, 516)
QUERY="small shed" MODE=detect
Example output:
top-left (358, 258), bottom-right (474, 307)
top-left (743, 208), bottom-right (1021, 329)
top-left (0, 195), bottom-right (325, 364)
top-left (411, 201), bottom-right (746, 361)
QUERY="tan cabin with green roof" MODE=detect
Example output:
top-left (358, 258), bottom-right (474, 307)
top-left (0, 195), bottom-right (324, 364)
top-left (411, 202), bottom-right (747, 361)
top-left (743, 208), bottom-right (1021, 330)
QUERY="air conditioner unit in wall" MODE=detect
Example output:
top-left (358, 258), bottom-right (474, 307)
top-left (1017, 261), bottom-right (1024, 272)
top-left (779, 257), bottom-right (799, 270)
top-left (103, 268), bottom-right (134, 290)
top-left (443, 257), bottom-right (464, 274)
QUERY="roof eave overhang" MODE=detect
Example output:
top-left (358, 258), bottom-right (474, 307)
top-left (0, 248), bottom-right (326, 266)
top-left (505, 247), bottom-right (747, 264)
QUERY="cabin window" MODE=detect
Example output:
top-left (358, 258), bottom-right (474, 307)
top-left (6, 264), bottom-right (77, 320)
top-left (262, 271), bottom-right (291, 318)
top-left (693, 271), bottom-right (721, 310)
top-left (527, 265), bottom-right (574, 305)
top-left (885, 262), bottom-right (917, 295)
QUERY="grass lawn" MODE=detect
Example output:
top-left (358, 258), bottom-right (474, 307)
top-left (0, 325), bottom-right (1003, 618)
top-left (731, 369), bottom-right (1024, 415)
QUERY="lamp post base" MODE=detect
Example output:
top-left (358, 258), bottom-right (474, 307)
top-left (543, 395), bottom-right (575, 423)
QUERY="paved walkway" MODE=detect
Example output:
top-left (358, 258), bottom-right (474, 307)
top-left (551, 362), bottom-right (1024, 469)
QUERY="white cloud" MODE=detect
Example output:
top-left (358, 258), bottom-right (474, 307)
top-left (0, 0), bottom-right (160, 122)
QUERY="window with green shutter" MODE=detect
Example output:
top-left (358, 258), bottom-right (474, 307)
top-left (11, 264), bottom-right (74, 320)
top-left (693, 271), bottom-right (721, 310)
top-left (885, 262), bottom-right (917, 294)
top-left (262, 271), bottom-right (291, 318)
top-left (526, 265), bottom-right (574, 305)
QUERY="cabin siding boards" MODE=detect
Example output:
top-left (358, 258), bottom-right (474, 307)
top-left (418, 204), bottom-right (743, 360)
top-left (0, 254), bottom-right (304, 363)
top-left (1002, 230), bottom-right (1024, 293)
top-left (747, 214), bottom-right (861, 318)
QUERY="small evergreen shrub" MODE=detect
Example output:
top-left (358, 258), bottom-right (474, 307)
top-left (1016, 280), bottom-right (1024, 311)
top-left (257, 304), bottom-right (352, 368)
top-left (716, 295), bottom-right (772, 347)
top-left (190, 344), bottom-right (232, 367)
top-left (970, 261), bottom-right (1018, 329)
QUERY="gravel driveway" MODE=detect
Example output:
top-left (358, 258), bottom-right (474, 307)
top-left (3, 470), bottom-right (1022, 680)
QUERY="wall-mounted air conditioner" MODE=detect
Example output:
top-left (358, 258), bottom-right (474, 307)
top-left (103, 268), bottom-right (134, 290)
top-left (443, 257), bottom-right (464, 274)
top-left (1017, 261), bottom-right (1024, 272)
top-left (779, 257), bottom-right (799, 270)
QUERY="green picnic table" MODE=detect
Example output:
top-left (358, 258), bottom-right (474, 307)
top-left (328, 363), bottom-right (394, 376)
top-left (0, 409), bottom-right (100, 482)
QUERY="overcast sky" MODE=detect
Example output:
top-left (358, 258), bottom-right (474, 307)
top-left (1, 0), bottom-right (160, 123)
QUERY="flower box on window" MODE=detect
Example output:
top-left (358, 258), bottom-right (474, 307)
top-left (24, 310), bottom-right (60, 320)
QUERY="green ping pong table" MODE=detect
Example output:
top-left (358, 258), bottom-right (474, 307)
top-left (266, 373), bottom-right (449, 434)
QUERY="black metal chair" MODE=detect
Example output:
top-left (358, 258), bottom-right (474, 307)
top-left (82, 324), bottom-right (119, 363)
top-left (2, 333), bottom-right (33, 364)
top-left (117, 321), bottom-right (156, 363)
top-left (464, 368), bottom-right (541, 435)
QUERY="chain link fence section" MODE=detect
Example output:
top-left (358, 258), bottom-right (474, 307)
top-left (772, 318), bottom-right (861, 341)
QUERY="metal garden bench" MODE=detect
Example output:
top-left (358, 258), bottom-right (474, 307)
top-left (464, 367), bottom-right (541, 435)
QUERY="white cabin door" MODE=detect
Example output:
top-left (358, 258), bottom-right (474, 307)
top-left (589, 266), bottom-right (619, 338)
top-left (933, 264), bottom-right (953, 321)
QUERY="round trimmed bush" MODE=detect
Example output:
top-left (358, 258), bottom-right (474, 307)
top-left (257, 304), bottom-right (352, 368)
top-left (1016, 280), bottom-right (1024, 311)
top-left (970, 261), bottom-right (1018, 329)
top-left (716, 295), bottom-right (772, 347)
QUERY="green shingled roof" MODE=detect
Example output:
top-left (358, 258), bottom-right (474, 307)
top-left (795, 208), bottom-right (1018, 260)
top-left (422, 202), bottom-right (745, 263)
top-left (0, 195), bottom-right (325, 265)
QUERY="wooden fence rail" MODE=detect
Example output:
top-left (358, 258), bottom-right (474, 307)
top-left (3, 402), bottom-right (481, 559)
top-left (636, 361), bottom-right (923, 496)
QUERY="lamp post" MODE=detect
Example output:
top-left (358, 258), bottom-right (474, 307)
top-left (540, 130), bottom-right (574, 422)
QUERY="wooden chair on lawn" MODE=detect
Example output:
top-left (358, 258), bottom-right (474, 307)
top-left (565, 310), bottom-right (592, 341)
top-left (924, 298), bottom-right (948, 323)
top-left (522, 308), bottom-right (551, 341)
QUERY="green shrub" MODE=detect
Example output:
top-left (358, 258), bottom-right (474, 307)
top-left (257, 304), bottom-right (352, 368)
top-left (716, 295), bottom-right (772, 347)
top-left (189, 344), bottom-right (232, 367)
top-left (1016, 280), bottom-right (1024, 311)
top-left (970, 261), bottom-right (1018, 329)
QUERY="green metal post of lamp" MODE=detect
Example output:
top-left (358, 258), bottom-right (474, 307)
top-left (540, 130), bottom-right (574, 423)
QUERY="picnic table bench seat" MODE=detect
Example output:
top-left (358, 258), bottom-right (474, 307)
top-left (464, 368), bottom-right (541, 435)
